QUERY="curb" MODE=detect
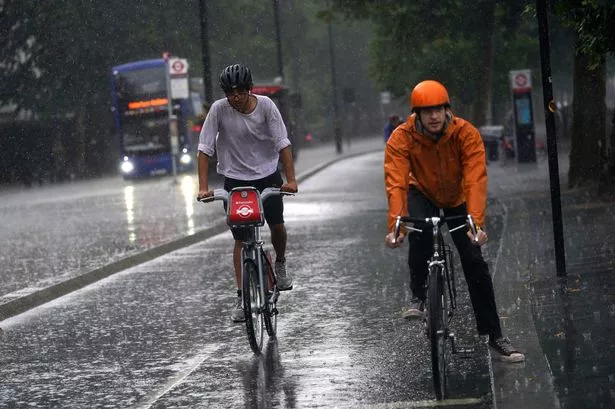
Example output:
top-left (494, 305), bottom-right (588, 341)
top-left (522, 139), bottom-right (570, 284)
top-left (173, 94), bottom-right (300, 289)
top-left (0, 147), bottom-right (380, 322)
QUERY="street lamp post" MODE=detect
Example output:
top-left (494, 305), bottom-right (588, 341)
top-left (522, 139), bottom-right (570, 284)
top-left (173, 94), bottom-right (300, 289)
top-left (273, 0), bottom-right (284, 81)
top-left (536, 0), bottom-right (566, 276)
top-left (326, 9), bottom-right (342, 154)
top-left (198, 0), bottom-right (213, 105)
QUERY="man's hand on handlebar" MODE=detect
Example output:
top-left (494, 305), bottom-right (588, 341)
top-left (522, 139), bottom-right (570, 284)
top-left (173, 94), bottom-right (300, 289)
top-left (196, 189), bottom-right (214, 201)
top-left (467, 227), bottom-right (488, 247)
top-left (281, 180), bottom-right (298, 193)
top-left (385, 231), bottom-right (406, 249)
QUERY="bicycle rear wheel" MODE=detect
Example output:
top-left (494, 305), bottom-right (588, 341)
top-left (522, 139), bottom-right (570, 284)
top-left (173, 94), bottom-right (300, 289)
top-left (262, 249), bottom-right (277, 337)
top-left (243, 259), bottom-right (264, 354)
top-left (427, 265), bottom-right (448, 400)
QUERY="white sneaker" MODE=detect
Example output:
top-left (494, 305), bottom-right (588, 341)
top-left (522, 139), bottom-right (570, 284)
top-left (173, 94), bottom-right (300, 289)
top-left (276, 260), bottom-right (293, 291)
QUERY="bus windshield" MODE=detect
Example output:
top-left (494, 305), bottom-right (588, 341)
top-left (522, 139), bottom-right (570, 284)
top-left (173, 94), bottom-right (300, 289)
top-left (122, 112), bottom-right (170, 153)
top-left (116, 66), bottom-right (166, 108)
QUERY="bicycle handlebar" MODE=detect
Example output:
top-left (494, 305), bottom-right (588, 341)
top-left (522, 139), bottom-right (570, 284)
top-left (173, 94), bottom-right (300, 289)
top-left (197, 187), bottom-right (294, 206)
top-left (393, 214), bottom-right (478, 245)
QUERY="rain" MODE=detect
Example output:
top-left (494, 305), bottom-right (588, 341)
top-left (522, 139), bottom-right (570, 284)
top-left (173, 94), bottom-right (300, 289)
top-left (1, 1), bottom-right (614, 408)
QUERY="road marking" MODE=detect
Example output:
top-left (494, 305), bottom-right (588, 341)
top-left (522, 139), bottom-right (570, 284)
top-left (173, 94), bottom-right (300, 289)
top-left (133, 343), bottom-right (224, 409)
top-left (350, 396), bottom-right (486, 408)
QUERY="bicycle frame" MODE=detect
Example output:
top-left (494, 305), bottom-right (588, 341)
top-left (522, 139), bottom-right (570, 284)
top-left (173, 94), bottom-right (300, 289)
top-left (240, 224), bottom-right (276, 309)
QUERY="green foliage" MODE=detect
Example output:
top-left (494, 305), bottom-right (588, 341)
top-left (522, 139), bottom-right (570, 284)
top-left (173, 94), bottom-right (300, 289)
top-left (0, 0), bottom-right (380, 172)
top-left (552, 0), bottom-right (615, 67)
top-left (328, 0), bottom-right (538, 122)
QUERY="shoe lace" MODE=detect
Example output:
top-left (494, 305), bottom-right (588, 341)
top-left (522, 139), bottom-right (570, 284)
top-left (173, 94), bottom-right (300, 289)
top-left (494, 337), bottom-right (516, 354)
top-left (235, 297), bottom-right (242, 309)
top-left (275, 261), bottom-right (287, 277)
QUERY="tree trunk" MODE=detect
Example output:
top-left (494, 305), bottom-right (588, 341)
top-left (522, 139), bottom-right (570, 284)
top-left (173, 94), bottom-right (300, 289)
top-left (568, 42), bottom-right (605, 188)
top-left (607, 109), bottom-right (615, 184)
top-left (471, 0), bottom-right (495, 125)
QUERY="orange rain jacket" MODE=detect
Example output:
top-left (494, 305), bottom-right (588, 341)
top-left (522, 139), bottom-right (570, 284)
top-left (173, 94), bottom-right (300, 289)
top-left (384, 112), bottom-right (487, 232)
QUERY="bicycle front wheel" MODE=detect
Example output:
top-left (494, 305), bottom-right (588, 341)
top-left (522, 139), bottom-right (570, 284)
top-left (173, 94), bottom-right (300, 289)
top-left (427, 265), bottom-right (448, 400)
top-left (243, 259), bottom-right (264, 354)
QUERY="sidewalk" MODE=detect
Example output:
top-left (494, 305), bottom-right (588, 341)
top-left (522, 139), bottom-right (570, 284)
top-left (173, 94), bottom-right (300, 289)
top-left (485, 143), bottom-right (615, 409)
top-left (0, 136), bottom-right (385, 321)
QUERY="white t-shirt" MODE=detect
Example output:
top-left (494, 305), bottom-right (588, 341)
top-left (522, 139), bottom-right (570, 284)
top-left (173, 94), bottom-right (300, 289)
top-left (198, 94), bottom-right (291, 180)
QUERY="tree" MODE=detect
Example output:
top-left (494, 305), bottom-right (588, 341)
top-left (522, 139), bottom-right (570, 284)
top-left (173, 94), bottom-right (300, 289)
top-left (552, 0), bottom-right (615, 187)
top-left (327, 0), bottom-right (534, 125)
top-left (1, 0), bottom-right (382, 180)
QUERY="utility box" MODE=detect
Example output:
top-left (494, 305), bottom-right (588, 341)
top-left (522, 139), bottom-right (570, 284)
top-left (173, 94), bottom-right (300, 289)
top-left (478, 125), bottom-right (504, 162)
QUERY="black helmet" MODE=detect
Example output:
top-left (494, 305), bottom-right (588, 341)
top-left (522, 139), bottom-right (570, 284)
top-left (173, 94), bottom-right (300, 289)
top-left (219, 64), bottom-right (253, 92)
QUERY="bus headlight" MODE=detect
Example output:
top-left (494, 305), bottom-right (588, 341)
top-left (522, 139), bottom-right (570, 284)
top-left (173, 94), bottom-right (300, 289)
top-left (121, 160), bottom-right (134, 174)
top-left (180, 153), bottom-right (192, 165)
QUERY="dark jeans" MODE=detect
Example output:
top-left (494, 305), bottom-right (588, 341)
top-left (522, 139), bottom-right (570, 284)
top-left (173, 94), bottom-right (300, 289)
top-left (406, 187), bottom-right (502, 339)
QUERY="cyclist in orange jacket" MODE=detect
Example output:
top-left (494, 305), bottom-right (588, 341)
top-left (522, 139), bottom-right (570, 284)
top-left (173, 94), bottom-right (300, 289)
top-left (383, 80), bottom-right (524, 362)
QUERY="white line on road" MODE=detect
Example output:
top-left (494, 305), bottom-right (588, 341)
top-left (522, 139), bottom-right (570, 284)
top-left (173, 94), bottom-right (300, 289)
top-left (348, 396), bottom-right (486, 408)
top-left (132, 343), bottom-right (225, 409)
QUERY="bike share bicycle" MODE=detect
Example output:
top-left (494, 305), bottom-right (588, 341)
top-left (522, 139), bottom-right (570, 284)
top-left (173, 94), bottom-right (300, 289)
top-left (394, 214), bottom-right (478, 400)
top-left (200, 186), bottom-right (293, 354)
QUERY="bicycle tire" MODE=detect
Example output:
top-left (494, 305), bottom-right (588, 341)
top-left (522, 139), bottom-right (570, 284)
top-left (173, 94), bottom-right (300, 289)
top-left (262, 249), bottom-right (277, 337)
top-left (243, 259), bottom-right (264, 354)
top-left (428, 265), bottom-right (448, 400)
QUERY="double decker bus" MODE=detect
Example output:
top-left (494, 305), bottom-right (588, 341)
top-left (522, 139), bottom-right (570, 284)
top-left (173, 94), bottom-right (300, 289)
top-left (110, 58), bottom-right (201, 179)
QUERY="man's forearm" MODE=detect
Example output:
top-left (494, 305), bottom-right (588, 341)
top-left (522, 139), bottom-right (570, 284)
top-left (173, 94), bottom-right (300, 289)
top-left (279, 146), bottom-right (296, 183)
top-left (197, 151), bottom-right (210, 190)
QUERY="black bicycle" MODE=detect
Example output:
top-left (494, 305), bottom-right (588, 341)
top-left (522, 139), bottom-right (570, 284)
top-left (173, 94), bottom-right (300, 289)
top-left (394, 213), bottom-right (477, 400)
top-left (200, 186), bottom-right (293, 354)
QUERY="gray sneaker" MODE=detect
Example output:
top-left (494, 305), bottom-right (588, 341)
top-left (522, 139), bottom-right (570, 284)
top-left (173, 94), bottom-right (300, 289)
top-left (275, 260), bottom-right (293, 291)
top-left (231, 296), bottom-right (245, 323)
top-left (489, 336), bottom-right (525, 363)
top-left (401, 297), bottom-right (425, 319)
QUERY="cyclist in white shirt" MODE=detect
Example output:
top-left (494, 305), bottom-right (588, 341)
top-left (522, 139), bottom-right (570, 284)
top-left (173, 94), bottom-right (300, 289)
top-left (197, 64), bottom-right (298, 323)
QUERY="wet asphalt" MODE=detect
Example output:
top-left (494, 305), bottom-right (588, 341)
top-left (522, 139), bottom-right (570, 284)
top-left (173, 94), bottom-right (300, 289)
top-left (1, 136), bottom-right (613, 408)
top-left (0, 149), bottom-right (494, 408)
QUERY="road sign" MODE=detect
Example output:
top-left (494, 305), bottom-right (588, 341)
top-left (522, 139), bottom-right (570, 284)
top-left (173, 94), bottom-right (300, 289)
top-left (170, 77), bottom-right (189, 99)
top-left (380, 91), bottom-right (391, 104)
top-left (509, 69), bottom-right (532, 93)
top-left (166, 57), bottom-right (189, 99)
top-left (169, 58), bottom-right (189, 75)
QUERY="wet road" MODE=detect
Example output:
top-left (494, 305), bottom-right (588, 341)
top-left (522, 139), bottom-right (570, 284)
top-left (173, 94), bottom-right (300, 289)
top-left (0, 174), bottom-right (224, 303)
top-left (0, 153), bottom-right (494, 408)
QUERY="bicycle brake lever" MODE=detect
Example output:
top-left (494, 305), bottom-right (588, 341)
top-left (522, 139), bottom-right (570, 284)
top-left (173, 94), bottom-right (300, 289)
top-left (467, 215), bottom-right (478, 242)
top-left (393, 216), bottom-right (401, 245)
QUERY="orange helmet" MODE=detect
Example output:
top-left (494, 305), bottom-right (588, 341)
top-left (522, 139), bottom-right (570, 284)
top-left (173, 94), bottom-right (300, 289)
top-left (410, 80), bottom-right (450, 112)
